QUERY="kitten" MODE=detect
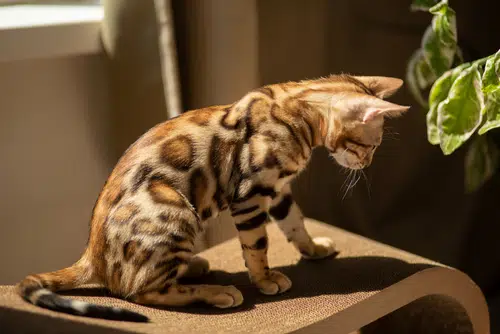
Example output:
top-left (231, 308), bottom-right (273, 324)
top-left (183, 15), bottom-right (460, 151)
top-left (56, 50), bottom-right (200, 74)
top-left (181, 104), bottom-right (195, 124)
top-left (17, 74), bottom-right (409, 322)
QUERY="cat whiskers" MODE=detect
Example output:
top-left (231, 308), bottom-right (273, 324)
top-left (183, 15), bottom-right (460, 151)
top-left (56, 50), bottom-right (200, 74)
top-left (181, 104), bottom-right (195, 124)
top-left (383, 127), bottom-right (400, 142)
top-left (333, 149), bottom-right (367, 199)
top-left (360, 169), bottom-right (371, 199)
top-left (341, 168), bottom-right (361, 201)
top-left (340, 148), bottom-right (348, 159)
top-left (339, 168), bottom-right (354, 193)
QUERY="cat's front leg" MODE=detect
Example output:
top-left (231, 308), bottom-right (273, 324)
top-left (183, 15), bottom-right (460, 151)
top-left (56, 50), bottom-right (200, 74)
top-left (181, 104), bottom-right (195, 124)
top-left (270, 185), bottom-right (338, 259)
top-left (231, 201), bottom-right (292, 295)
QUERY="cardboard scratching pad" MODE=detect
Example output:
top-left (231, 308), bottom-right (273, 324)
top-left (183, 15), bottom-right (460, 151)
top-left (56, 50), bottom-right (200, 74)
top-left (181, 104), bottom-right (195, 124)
top-left (0, 219), bottom-right (490, 333)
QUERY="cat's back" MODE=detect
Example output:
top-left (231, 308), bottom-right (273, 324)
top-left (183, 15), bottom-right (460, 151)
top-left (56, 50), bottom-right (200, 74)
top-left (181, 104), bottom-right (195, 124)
top-left (101, 104), bottom-right (236, 200)
top-left (136, 104), bottom-right (233, 156)
top-left (91, 104), bottom-right (244, 225)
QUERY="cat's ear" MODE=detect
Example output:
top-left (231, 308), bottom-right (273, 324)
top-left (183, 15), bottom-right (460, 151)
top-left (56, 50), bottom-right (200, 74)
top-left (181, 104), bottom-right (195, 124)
top-left (360, 96), bottom-right (410, 123)
top-left (353, 76), bottom-right (404, 99)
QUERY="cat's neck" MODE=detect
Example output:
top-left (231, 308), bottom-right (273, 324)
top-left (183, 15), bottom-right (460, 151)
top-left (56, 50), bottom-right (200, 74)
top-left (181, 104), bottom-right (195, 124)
top-left (230, 79), bottom-right (357, 150)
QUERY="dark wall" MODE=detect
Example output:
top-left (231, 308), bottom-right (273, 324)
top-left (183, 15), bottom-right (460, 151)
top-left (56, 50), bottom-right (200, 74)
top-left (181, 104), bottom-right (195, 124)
top-left (257, 0), bottom-right (500, 325)
top-left (174, 0), bottom-right (500, 326)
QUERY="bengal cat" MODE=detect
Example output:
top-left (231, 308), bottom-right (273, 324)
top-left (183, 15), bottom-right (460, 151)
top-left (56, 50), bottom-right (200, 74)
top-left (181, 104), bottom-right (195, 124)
top-left (17, 74), bottom-right (409, 322)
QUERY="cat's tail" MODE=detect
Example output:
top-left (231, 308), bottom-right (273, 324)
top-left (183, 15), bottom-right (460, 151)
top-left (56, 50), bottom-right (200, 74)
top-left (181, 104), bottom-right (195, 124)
top-left (16, 260), bottom-right (148, 323)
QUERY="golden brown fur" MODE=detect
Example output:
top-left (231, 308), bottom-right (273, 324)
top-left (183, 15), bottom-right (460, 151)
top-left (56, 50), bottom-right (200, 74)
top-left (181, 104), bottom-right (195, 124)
top-left (17, 74), bottom-right (409, 322)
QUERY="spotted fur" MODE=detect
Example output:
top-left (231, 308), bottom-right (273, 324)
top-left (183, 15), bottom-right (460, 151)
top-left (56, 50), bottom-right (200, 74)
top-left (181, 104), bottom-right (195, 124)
top-left (17, 74), bottom-right (409, 321)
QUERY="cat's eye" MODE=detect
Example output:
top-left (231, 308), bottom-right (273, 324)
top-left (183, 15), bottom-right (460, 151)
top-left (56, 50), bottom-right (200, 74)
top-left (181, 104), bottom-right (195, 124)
top-left (346, 139), bottom-right (371, 149)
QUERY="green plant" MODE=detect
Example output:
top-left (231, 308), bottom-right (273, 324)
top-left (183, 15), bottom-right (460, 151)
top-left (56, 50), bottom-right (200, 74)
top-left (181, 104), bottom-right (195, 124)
top-left (407, 0), bottom-right (500, 192)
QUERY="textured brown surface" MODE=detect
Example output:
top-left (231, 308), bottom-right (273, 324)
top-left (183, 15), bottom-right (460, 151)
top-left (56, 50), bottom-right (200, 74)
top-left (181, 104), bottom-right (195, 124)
top-left (362, 295), bottom-right (474, 334)
top-left (0, 219), bottom-right (489, 333)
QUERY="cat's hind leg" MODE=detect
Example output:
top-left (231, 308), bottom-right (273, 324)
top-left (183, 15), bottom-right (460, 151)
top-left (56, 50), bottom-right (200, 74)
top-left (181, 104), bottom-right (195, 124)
top-left (179, 256), bottom-right (210, 279)
top-left (131, 283), bottom-right (243, 309)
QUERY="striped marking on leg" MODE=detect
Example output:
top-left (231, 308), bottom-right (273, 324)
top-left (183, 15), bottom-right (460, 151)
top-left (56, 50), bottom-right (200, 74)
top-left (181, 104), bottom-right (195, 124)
top-left (269, 194), bottom-right (293, 221)
top-left (235, 212), bottom-right (268, 231)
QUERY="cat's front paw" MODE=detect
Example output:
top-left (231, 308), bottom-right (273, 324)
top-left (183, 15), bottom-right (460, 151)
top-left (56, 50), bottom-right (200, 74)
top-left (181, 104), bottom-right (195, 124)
top-left (255, 270), bottom-right (292, 295)
top-left (301, 237), bottom-right (338, 260)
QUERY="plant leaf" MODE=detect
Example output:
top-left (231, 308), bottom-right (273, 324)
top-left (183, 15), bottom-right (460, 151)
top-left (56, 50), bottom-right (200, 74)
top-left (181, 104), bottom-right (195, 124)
top-left (478, 86), bottom-right (500, 135)
top-left (430, 62), bottom-right (470, 106)
top-left (432, 5), bottom-right (457, 47)
top-left (478, 50), bottom-right (500, 135)
top-left (416, 51), bottom-right (437, 89)
top-left (427, 63), bottom-right (471, 145)
top-left (429, 1), bottom-right (449, 13)
top-left (411, 0), bottom-right (443, 12)
top-left (482, 50), bottom-right (500, 93)
top-left (427, 70), bottom-right (453, 144)
top-left (437, 64), bottom-right (484, 155)
top-left (422, 3), bottom-right (457, 77)
top-left (422, 26), bottom-right (448, 76)
top-left (465, 135), bottom-right (499, 193)
top-left (406, 49), bottom-right (430, 108)
top-left (426, 107), bottom-right (440, 145)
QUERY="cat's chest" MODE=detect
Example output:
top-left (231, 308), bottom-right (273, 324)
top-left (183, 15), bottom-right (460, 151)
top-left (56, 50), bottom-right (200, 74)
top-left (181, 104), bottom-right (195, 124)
top-left (253, 167), bottom-right (294, 192)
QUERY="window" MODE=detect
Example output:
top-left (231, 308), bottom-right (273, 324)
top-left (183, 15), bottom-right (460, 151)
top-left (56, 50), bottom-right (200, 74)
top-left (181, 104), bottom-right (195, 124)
top-left (0, 1), bottom-right (101, 5)
top-left (0, 0), bottom-right (103, 61)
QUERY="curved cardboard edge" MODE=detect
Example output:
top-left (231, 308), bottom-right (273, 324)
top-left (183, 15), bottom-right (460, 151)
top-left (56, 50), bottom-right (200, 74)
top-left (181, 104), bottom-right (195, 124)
top-left (294, 267), bottom-right (490, 334)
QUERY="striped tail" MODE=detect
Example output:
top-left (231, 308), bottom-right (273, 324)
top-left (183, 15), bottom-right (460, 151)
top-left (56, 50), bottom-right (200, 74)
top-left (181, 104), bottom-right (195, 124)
top-left (16, 263), bottom-right (148, 323)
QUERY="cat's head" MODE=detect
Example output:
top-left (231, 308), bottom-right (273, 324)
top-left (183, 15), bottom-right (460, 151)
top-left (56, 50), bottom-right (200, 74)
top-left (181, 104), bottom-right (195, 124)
top-left (315, 76), bottom-right (410, 170)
